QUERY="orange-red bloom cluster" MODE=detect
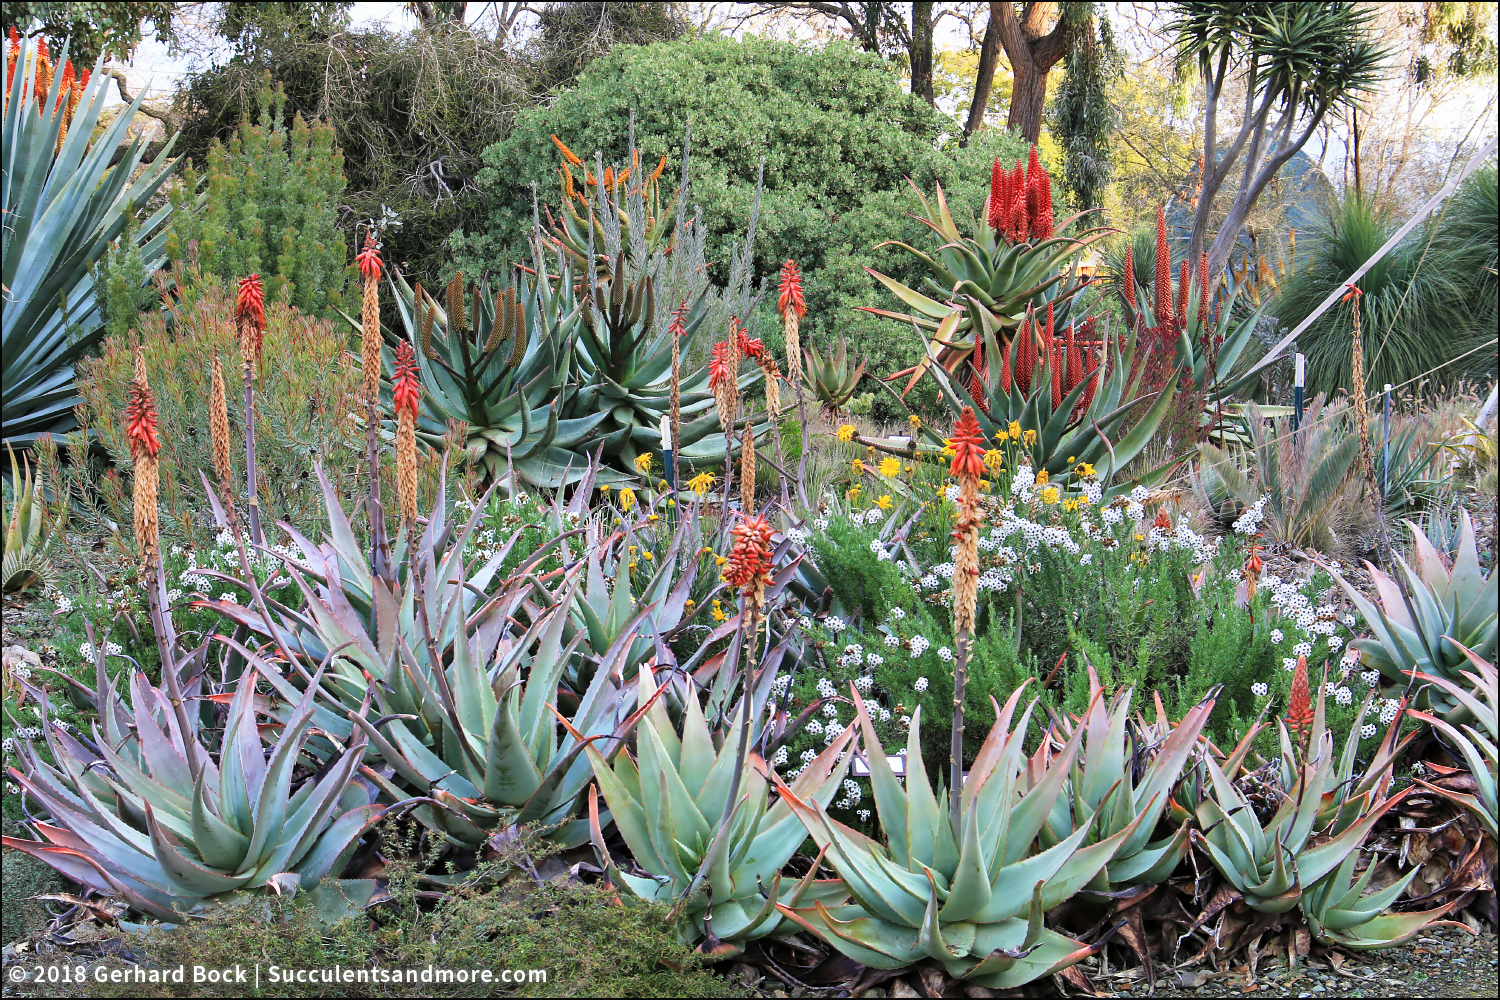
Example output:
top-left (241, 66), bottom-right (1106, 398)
top-left (1154, 206), bottom-right (1172, 327)
top-left (947, 407), bottom-right (987, 479)
top-left (669, 299), bottom-right (688, 338)
top-left (356, 232), bottom-right (383, 283)
top-left (393, 340), bottom-right (422, 419)
top-left (725, 514), bottom-right (775, 593)
top-left (737, 327), bottom-right (767, 362)
top-left (708, 341), bottom-right (735, 391)
top-left (236, 274), bottom-right (266, 331)
top-left (125, 378), bottom-right (161, 461)
top-left (995, 304), bottom-right (1101, 418)
top-left (987, 145), bottom-right (1054, 244)
top-left (777, 260), bottom-right (806, 319)
top-left (1286, 654), bottom-right (1314, 737)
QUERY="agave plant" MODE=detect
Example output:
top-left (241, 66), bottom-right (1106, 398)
top-left (1406, 643), bottom-right (1498, 840)
top-left (773, 684), bottom-right (1133, 988)
top-left (378, 266), bottom-right (608, 487)
top-left (581, 663), bottom-right (858, 955)
top-left (3, 445), bottom-right (56, 593)
top-left (566, 254), bottom-right (763, 471)
top-left (802, 335), bottom-right (867, 416)
top-left (2, 35), bottom-right (178, 449)
top-left (2, 642), bottom-right (382, 920)
top-left (1333, 510), bottom-right (1496, 719)
top-left (1036, 669), bottom-right (1218, 891)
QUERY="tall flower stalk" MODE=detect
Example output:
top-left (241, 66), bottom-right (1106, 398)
top-left (709, 336), bottom-right (739, 526)
top-left (235, 274), bottom-right (266, 546)
top-left (393, 339), bottom-right (421, 541)
top-left (355, 232), bottom-right (389, 577)
top-left (669, 301), bottom-right (687, 494)
top-left (207, 354), bottom-right (237, 531)
top-left (740, 422), bottom-right (756, 516)
top-left (739, 327), bottom-right (787, 509)
top-left (946, 405), bottom-right (987, 829)
top-left (778, 260), bottom-right (811, 507)
top-left (1344, 284), bottom-right (1378, 496)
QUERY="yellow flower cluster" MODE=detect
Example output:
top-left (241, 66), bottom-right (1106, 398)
top-left (633, 452), bottom-right (653, 474)
top-left (687, 472), bottom-right (715, 496)
top-left (836, 424), bottom-right (856, 442)
top-left (878, 456), bottom-right (902, 477)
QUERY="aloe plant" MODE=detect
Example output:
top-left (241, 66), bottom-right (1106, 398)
top-left (1301, 848), bottom-right (1456, 950)
top-left (378, 266), bottom-right (611, 487)
top-left (1406, 643), bottom-right (1498, 840)
top-left (773, 684), bottom-right (1133, 988)
top-left (3, 445), bottom-right (56, 593)
top-left (1333, 510), bottom-right (1496, 720)
top-left (581, 663), bottom-right (858, 955)
top-left (2, 35), bottom-right (178, 449)
top-left (2, 644), bottom-right (381, 920)
top-left (802, 335), bottom-right (867, 415)
top-left (1037, 669), bottom-right (1218, 891)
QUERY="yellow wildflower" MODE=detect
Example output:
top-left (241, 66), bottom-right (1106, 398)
top-left (619, 487), bottom-right (637, 511)
top-left (644, 551), bottom-right (654, 560)
top-left (1064, 498), bottom-right (1080, 511)
top-left (685, 599), bottom-right (695, 607)
top-left (1076, 462), bottom-right (1095, 477)
top-left (711, 599), bottom-right (728, 622)
top-left (979, 479), bottom-right (990, 492)
top-left (599, 483), bottom-right (611, 493)
top-left (628, 561), bottom-right (638, 570)
top-left (851, 459), bottom-right (864, 476)
top-left (633, 452), bottom-right (654, 474)
top-left (715, 554), bottom-right (728, 566)
top-left (982, 449), bottom-right (1003, 473)
top-left (940, 439), bottom-right (956, 459)
top-left (629, 545), bottom-right (637, 553)
top-left (1022, 428), bottom-right (1037, 446)
top-left (909, 414), bottom-right (922, 429)
top-left (1035, 469), bottom-right (1049, 486)
top-left (1041, 486), bottom-right (1060, 505)
top-left (878, 456), bottom-right (902, 477)
top-left (687, 472), bottom-right (715, 496)
top-left (1008, 421), bottom-right (1022, 439)
top-left (995, 428), bottom-right (1009, 443)
top-left (847, 484), bottom-right (863, 502)
top-left (648, 513), bottom-right (661, 522)
top-left (836, 424), bottom-right (856, 442)
top-left (875, 494), bottom-right (892, 510)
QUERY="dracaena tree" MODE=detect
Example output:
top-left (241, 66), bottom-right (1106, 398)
top-left (1169, 2), bottom-right (1388, 277)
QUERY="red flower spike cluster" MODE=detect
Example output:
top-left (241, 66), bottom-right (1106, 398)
top-left (356, 232), bottom-right (383, 283)
top-left (987, 145), bottom-right (1054, 244)
top-left (777, 260), bottom-right (805, 319)
top-left (393, 341), bottom-right (422, 419)
top-left (1122, 245), bottom-right (1137, 311)
top-left (708, 341), bottom-right (735, 391)
top-left (669, 300), bottom-right (688, 338)
top-left (737, 327), bottom-right (767, 362)
top-left (998, 310), bottom-right (1101, 420)
top-left (1286, 654), bottom-right (1314, 737)
top-left (125, 379), bottom-right (161, 461)
top-left (725, 514), bottom-right (775, 593)
top-left (1153, 206), bottom-right (1172, 327)
top-left (947, 407), bottom-right (987, 479)
top-left (236, 274), bottom-right (266, 331)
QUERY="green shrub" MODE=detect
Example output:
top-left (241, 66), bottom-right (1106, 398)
top-left (464, 34), bottom-right (1033, 420)
top-left (168, 75), bottom-right (351, 318)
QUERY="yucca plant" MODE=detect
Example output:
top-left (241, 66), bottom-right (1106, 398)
top-left (2, 445), bottom-right (56, 593)
top-left (802, 335), bottom-right (867, 416)
top-left (1333, 510), bottom-right (1496, 720)
top-left (1, 639), bottom-right (382, 920)
top-left (1405, 643), bottom-right (1497, 840)
top-left (2, 35), bottom-right (178, 449)
top-left (580, 663), bottom-right (857, 955)
top-left (377, 265), bottom-right (607, 487)
top-left (774, 684), bottom-right (1133, 988)
top-left (1197, 397), bottom-right (1360, 550)
top-left (1036, 668), bottom-right (1218, 891)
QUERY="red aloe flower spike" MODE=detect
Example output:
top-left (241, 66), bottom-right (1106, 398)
top-left (393, 340), bottom-right (422, 419)
top-left (125, 379), bottom-right (161, 461)
top-left (1078, 317), bottom-right (1101, 414)
top-left (1197, 251), bottom-right (1211, 330)
top-left (669, 300), bottom-right (688, 338)
top-left (236, 274), bottom-right (266, 331)
top-left (1010, 165), bottom-right (1029, 244)
top-left (777, 260), bottom-right (805, 319)
top-left (1176, 259), bottom-right (1190, 325)
top-left (1286, 654), bottom-right (1314, 737)
top-left (708, 341), bottom-right (734, 391)
top-left (1017, 311), bottom-right (1037, 395)
top-left (1043, 302), bottom-right (1060, 409)
top-left (1123, 245), bottom-right (1136, 311)
top-left (1065, 323), bottom-right (1082, 396)
top-left (356, 232), bottom-right (383, 282)
top-left (988, 159), bottom-right (1006, 231)
top-left (1031, 167), bottom-right (1054, 241)
top-left (948, 406), bottom-right (987, 479)
top-left (737, 327), bottom-right (767, 361)
top-left (1154, 205), bottom-right (1172, 327)
top-left (999, 338), bottom-right (1013, 394)
top-left (1025, 147), bottom-right (1043, 236)
top-left (725, 514), bottom-right (775, 593)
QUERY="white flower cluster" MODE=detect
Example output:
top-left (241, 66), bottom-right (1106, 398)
top-left (1360, 724), bottom-right (1378, 739)
top-left (816, 677), bottom-right (837, 700)
top-left (826, 615), bottom-right (846, 633)
top-left (890, 607), bottom-right (906, 620)
top-left (786, 527), bottom-right (808, 545)
top-left (1251, 682), bottom-right (1268, 698)
top-left (854, 675), bottom-right (874, 693)
top-left (884, 633), bottom-right (902, 647)
top-left (772, 746), bottom-right (789, 766)
top-left (1378, 698), bottom-right (1401, 724)
top-left (12, 726), bottom-right (42, 741)
top-left (1233, 494), bottom-right (1270, 534)
top-left (839, 643), bottom-right (865, 668)
top-left (771, 674), bottom-right (792, 696)
top-left (913, 676), bottom-right (929, 692)
top-left (834, 778), bottom-right (863, 810)
top-left (936, 646), bottom-right (953, 662)
top-left (909, 635), bottom-right (930, 656)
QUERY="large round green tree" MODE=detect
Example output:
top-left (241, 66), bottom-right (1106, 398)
top-left (461, 33), bottom-right (1030, 416)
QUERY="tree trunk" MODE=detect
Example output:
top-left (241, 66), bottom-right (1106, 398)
top-left (910, 2), bottom-right (935, 106)
top-left (993, 1), bottom-right (1072, 146)
top-left (963, 3), bottom-right (1005, 143)
top-left (1007, 60), bottom-right (1047, 143)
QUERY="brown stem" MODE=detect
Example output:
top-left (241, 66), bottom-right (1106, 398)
top-left (950, 628), bottom-right (969, 832)
top-left (243, 371), bottom-right (263, 547)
